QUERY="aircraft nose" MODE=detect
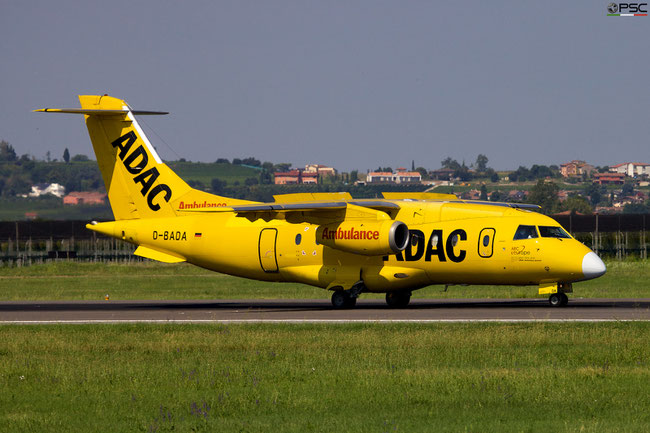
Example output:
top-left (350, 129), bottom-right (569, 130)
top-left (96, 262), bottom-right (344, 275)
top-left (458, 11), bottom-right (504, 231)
top-left (582, 252), bottom-right (606, 280)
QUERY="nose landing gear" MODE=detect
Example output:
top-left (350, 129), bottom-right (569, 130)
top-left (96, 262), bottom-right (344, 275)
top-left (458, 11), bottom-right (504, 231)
top-left (548, 292), bottom-right (569, 307)
top-left (539, 282), bottom-right (572, 307)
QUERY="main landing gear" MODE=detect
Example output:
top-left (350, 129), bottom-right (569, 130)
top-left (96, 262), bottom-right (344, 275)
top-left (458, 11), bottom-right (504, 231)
top-left (548, 292), bottom-right (569, 307)
top-left (331, 290), bottom-right (357, 309)
top-left (330, 282), bottom-right (413, 309)
top-left (385, 291), bottom-right (411, 308)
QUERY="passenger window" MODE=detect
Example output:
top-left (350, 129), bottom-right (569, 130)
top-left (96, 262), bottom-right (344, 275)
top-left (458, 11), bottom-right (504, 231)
top-left (478, 228), bottom-right (495, 258)
top-left (538, 226), bottom-right (571, 239)
top-left (513, 225), bottom-right (538, 240)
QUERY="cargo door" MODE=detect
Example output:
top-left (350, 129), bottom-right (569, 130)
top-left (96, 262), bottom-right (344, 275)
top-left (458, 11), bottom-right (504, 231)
top-left (258, 228), bottom-right (279, 272)
top-left (478, 228), bottom-right (496, 258)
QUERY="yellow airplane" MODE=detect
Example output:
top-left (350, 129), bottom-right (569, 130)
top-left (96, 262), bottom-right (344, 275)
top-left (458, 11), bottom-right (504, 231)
top-left (36, 95), bottom-right (606, 308)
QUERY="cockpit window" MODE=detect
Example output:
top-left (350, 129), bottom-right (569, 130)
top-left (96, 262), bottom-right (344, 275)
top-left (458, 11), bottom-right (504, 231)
top-left (538, 226), bottom-right (571, 239)
top-left (513, 225), bottom-right (538, 240)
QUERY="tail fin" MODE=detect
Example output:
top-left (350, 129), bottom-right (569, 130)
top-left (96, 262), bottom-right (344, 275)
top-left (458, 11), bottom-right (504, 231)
top-left (37, 95), bottom-right (251, 220)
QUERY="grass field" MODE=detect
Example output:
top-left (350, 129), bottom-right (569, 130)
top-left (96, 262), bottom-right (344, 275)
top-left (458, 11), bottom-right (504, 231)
top-left (168, 162), bottom-right (261, 186)
top-left (0, 259), bottom-right (648, 301)
top-left (0, 323), bottom-right (648, 432)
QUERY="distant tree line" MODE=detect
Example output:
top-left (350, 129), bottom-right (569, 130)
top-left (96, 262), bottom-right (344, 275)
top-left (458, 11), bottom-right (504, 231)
top-left (0, 140), bottom-right (102, 197)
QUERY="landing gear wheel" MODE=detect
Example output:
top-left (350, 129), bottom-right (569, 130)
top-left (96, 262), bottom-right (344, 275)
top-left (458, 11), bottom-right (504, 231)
top-left (548, 293), bottom-right (568, 307)
top-left (385, 291), bottom-right (411, 308)
top-left (331, 291), bottom-right (356, 309)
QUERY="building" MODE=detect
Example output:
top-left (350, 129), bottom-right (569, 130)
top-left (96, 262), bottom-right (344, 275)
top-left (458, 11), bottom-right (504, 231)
top-left (429, 168), bottom-right (455, 181)
top-left (593, 172), bottom-right (625, 185)
top-left (304, 164), bottom-right (336, 177)
top-left (274, 170), bottom-right (301, 185)
top-left (366, 172), bottom-right (394, 183)
top-left (274, 170), bottom-right (319, 185)
top-left (24, 183), bottom-right (65, 198)
top-left (301, 172), bottom-right (318, 184)
top-left (63, 191), bottom-right (107, 205)
top-left (393, 168), bottom-right (422, 184)
top-left (609, 162), bottom-right (650, 177)
top-left (560, 160), bottom-right (595, 178)
top-left (366, 168), bottom-right (422, 184)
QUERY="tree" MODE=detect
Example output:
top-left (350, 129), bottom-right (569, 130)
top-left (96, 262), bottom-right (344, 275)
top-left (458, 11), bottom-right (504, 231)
top-left (622, 182), bottom-right (634, 196)
top-left (211, 178), bottom-right (226, 193)
top-left (623, 202), bottom-right (650, 214)
top-left (441, 157), bottom-right (460, 170)
top-left (215, 158), bottom-right (230, 164)
top-left (490, 171), bottom-right (499, 183)
top-left (232, 158), bottom-right (242, 165)
top-left (527, 180), bottom-right (560, 214)
top-left (480, 184), bottom-right (488, 201)
top-left (63, 148), bottom-right (70, 163)
top-left (0, 140), bottom-right (17, 162)
top-left (490, 190), bottom-right (502, 202)
top-left (585, 183), bottom-right (603, 206)
top-left (242, 157), bottom-right (261, 167)
top-left (244, 177), bottom-right (259, 186)
top-left (453, 163), bottom-right (472, 181)
top-left (274, 163), bottom-right (291, 172)
top-left (415, 167), bottom-right (428, 180)
top-left (562, 196), bottom-right (592, 214)
top-left (475, 154), bottom-right (488, 172)
top-left (411, 160), bottom-right (415, 171)
top-left (71, 154), bottom-right (89, 162)
top-left (350, 170), bottom-right (359, 182)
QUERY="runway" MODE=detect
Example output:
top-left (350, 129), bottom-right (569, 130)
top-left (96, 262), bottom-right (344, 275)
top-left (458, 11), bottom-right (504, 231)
top-left (1, 298), bottom-right (649, 323)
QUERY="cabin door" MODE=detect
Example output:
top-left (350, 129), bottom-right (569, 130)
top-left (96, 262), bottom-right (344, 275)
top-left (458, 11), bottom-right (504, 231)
top-left (478, 228), bottom-right (496, 258)
top-left (258, 228), bottom-right (279, 272)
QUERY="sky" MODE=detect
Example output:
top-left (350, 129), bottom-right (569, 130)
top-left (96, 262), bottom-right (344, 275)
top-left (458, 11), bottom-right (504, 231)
top-left (1, 0), bottom-right (648, 172)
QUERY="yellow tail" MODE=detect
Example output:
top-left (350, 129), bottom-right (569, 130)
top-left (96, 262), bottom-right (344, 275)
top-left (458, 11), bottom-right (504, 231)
top-left (37, 95), bottom-right (252, 220)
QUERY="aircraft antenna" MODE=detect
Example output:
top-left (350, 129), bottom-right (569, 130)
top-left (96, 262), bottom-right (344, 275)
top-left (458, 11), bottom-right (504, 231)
top-left (134, 113), bottom-right (184, 161)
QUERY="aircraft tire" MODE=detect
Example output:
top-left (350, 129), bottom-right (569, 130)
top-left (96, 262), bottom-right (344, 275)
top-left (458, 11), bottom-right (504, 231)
top-left (385, 291), bottom-right (411, 308)
top-left (331, 291), bottom-right (355, 309)
top-left (559, 293), bottom-right (569, 306)
top-left (548, 293), bottom-right (564, 307)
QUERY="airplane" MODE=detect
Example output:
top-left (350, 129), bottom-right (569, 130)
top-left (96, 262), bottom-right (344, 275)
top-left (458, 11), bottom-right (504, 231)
top-left (36, 95), bottom-right (606, 308)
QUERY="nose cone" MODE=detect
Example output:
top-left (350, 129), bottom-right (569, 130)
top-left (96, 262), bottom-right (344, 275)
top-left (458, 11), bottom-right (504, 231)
top-left (582, 252), bottom-right (606, 280)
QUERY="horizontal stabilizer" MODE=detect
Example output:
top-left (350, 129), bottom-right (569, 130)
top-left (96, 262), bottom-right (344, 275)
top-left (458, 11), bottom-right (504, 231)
top-left (34, 108), bottom-right (168, 115)
top-left (134, 246), bottom-right (186, 263)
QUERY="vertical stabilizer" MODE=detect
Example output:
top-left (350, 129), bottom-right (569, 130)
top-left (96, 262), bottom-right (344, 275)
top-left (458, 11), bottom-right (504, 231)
top-left (78, 95), bottom-right (190, 219)
top-left (36, 95), bottom-right (255, 219)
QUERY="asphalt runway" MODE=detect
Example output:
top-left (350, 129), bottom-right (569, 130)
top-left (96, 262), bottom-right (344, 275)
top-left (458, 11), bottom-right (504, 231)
top-left (1, 298), bottom-right (649, 323)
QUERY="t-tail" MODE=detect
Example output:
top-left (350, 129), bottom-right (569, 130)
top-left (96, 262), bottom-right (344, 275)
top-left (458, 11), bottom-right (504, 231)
top-left (36, 95), bottom-right (251, 220)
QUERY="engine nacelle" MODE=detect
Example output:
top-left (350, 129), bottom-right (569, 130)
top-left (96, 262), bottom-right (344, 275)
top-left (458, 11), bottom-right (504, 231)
top-left (316, 220), bottom-right (409, 256)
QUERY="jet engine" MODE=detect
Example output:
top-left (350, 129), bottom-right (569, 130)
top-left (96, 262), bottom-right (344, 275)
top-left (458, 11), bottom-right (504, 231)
top-left (316, 220), bottom-right (409, 256)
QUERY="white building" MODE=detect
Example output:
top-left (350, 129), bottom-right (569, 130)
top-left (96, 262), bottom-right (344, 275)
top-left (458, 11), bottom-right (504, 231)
top-left (609, 162), bottom-right (650, 177)
top-left (24, 183), bottom-right (66, 198)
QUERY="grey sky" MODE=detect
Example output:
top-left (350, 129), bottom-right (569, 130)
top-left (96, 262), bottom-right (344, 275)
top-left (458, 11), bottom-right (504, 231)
top-left (2, 0), bottom-right (648, 172)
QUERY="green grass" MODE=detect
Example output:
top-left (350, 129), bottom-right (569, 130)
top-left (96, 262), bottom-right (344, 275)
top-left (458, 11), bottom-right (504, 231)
top-left (0, 259), bottom-right (648, 301)
top-left (0, 323), bottom-right (648, 432)
top-left (168, 162), bottom-right (261, 186)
